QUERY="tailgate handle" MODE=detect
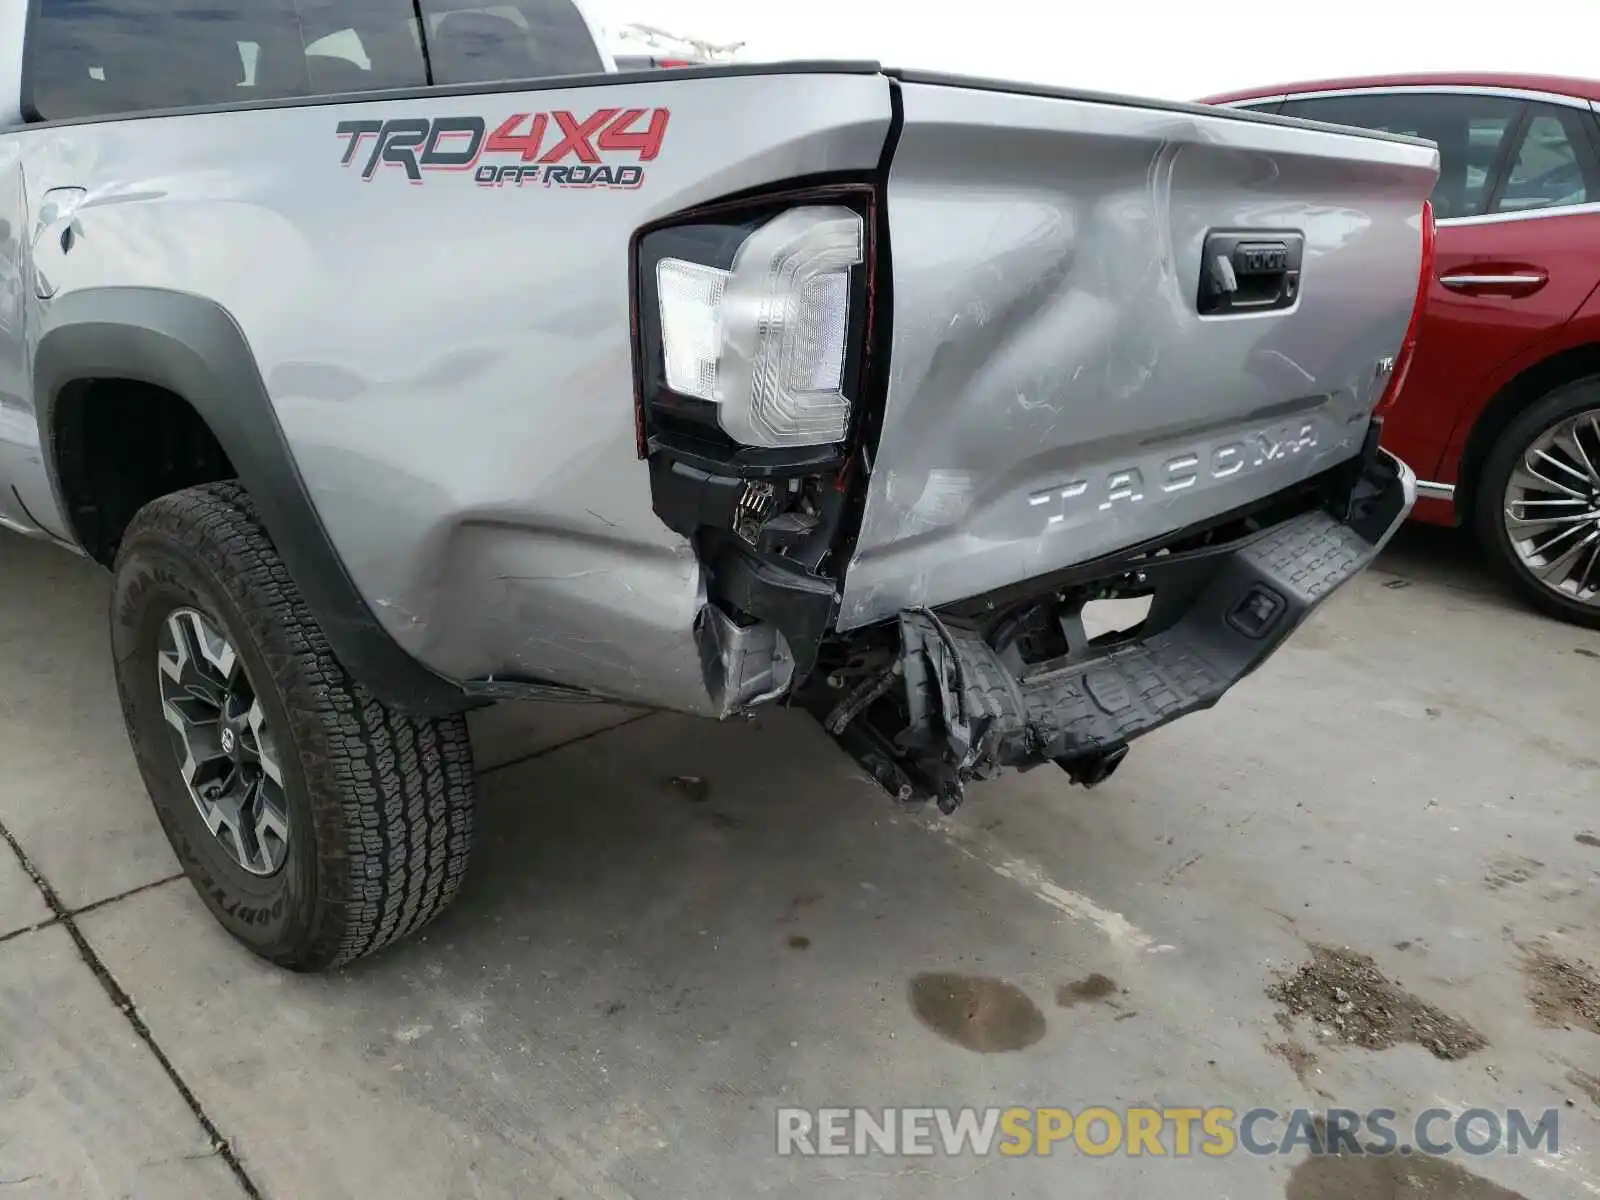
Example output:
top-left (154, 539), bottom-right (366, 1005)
top-left (1198, 231), bottom-right (1304, 316)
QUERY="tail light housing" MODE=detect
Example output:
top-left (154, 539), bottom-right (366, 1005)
top-left (629, 185), bottom-right (881, 685)
top-left (1374, 199), bottom-right (1435, 418)
top-left (653, 206), bottom-right (863, 448)
top-left (633, 187), bottom-right (875, 467)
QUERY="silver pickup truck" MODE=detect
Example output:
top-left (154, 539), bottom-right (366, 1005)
top-left (0, 0), bottom-right (1437, 971)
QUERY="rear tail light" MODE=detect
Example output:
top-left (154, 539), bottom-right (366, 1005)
top-left (629, 186), bottom-right (881, 678)
top-left (1374, 199), bottom-right (1435, 417)
top-left (656, 258), bottom-right (729, 400)
top-left (635, 194), bottom-right (873, 458)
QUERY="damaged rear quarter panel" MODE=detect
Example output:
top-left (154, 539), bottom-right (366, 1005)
top-left (25, 70), bottom-right (891, 714)
top-left (836, 82), bottom-right (1438, 630)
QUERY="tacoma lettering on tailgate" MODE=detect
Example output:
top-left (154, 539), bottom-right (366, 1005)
top-left (1029, 421), bottom-right (1320, 528)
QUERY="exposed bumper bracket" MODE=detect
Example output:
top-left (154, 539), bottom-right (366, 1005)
top-left (829, 447), bottom-right (1415, 810)
top-left (1056, 744), bottom-right (1129, 788)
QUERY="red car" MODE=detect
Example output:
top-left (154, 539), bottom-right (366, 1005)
top-left (1203, 74), bottom-right (1600, 628)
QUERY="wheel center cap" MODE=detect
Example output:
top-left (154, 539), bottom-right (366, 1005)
top-left (220, 726), bottom-right (236, 756)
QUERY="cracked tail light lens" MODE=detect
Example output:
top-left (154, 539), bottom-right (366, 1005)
top-left (642, 204), bottom-right (866, 451)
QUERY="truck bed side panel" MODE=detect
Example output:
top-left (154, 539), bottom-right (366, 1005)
top-left (19, 71), bottom-right (891, 712)
top-left (837, 81), bottom-right (1438, 629)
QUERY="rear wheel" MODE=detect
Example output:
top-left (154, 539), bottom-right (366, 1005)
top-left (1475, 376), bottom-right (1600, 630)
top-left (110, 482), bottom-right (475, 970)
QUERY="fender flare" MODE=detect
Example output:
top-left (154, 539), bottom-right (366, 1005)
top-left (33, 286), bottom-right (473, 715)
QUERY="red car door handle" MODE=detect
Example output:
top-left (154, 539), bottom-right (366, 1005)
top-left (1438, 271), bottom-right (1548, 293)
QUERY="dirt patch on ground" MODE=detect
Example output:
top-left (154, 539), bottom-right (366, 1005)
top-left (1055, 973), bottom-right (1118, 1008)
top-left (1576, 832), bottom-right (1600, 850)
top-left (1268, 945), bottom-right (1487, 1061)
top-left (778, 891), bottom-right (822, 924)
top-left (909, 973), bottom-right (1046, 1053)
top-left (1286, 1147), bottom-right (1526, 1199)
top-left (1483, 855), bottom-right (1543, 890)
top-left (1569, 1068), bottom-right (1600, 1109)
top-left (1283, 1114), bottom-right (1527, 1198)
top-left (1521, 944), bottom-right (1600, 1034)
top-left (1269, 1039), bottom-right (1319, 1088)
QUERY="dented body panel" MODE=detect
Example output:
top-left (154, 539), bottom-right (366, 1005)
top-left (3, 68), bottom-right (891, 715)
top-left (838, 78), bottom-right (1438, 628)
top-left (0, 40), bottom-right (1436, 728)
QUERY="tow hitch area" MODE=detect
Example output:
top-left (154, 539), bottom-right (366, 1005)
top-left (812, 446), bottom-right (1415, 812)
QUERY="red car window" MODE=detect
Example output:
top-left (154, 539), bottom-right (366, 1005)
top-left (1278, 92), bottom-right (1523, 220)
top-left (1494, 107), bottom-right (1600, 214)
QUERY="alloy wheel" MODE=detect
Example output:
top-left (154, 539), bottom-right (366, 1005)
top-left (156, 607), bottom-right (290, 876)
top-left (1502, 408), bottom-right (1600, 609)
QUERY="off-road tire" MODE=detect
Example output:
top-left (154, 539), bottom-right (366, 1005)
top-left (110, 481), bottom-right (475, 970)
top-left (1474, 376), bottom-right (1600, 631)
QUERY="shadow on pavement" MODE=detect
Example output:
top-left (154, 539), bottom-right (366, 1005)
top-left (1374, 520), bottom-right (1498, 592)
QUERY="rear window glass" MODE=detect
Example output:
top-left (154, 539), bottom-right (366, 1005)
top-left (1496, 110), bottom-right (1596, 213)
top-left (418, 1), bottom-right (605, 85)
top-left (24, 0), bottom-right (603, 123)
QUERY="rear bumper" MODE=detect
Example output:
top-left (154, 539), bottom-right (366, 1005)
top-left (838, 447), bottom-right (1414, 808)
top-left (1411, 480), bottom-right (1460, 528)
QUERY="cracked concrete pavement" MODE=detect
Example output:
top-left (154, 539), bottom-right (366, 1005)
top-left (1, 524), bottom-right (1597, 1199)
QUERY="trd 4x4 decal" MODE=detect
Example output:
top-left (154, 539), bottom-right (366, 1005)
top-left (336, 108), bottom-right (670, 188)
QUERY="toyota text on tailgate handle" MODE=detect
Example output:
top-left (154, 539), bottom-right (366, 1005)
top-left (1197, 231), bottom-right (1305, 316)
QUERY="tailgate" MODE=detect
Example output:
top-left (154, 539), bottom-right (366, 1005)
top-left (836, 74), bottom-right (1438, 630)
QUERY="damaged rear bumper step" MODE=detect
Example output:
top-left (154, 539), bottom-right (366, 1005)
top-left (827, 448), bottom-right (1416, 810)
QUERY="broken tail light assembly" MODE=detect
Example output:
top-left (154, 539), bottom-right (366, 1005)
top-left (631, 185), bottom-right (880, 708)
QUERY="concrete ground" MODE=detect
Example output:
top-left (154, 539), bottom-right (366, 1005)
top-left (1, 523), bottom-right (1597, 1199)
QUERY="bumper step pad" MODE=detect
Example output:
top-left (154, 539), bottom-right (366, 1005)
top-left (824, 443), bottom-right (1412, 810)
top-left (887, 505), bottom-right (1391, 810)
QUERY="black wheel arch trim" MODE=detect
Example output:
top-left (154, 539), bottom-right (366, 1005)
top-left (32, 286), bottom-right (474, 716)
